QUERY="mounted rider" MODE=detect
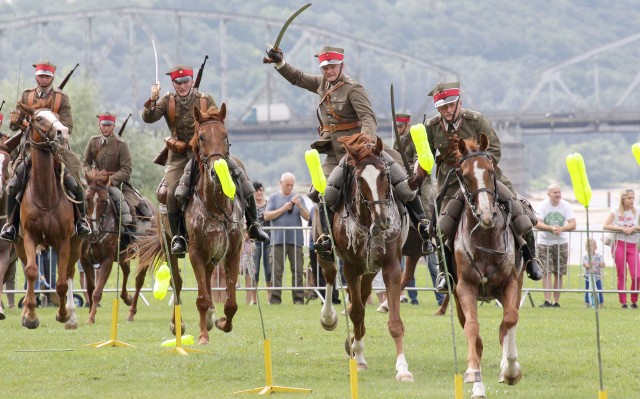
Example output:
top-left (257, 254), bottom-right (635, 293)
top-left (264, 46), bottom-right (431, 258)
top-left (82, 112), bottom-right (139, 241)
top-left (0, 60), bottom-right (91, 242)
top-left (424, 81), bottom-right (544, 292)
top-left (142, 64), bottom-right (268, 256)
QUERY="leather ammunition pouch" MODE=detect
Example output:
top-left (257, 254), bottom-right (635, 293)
top-left (164, 137), bottom-right (189, 154)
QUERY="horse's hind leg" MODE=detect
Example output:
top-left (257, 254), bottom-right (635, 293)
top-left (127, 267), bottom-right (147, 322)
top-left (88, 260), bottom-right (113, 324)
top-left (499, 279), bottom-right (522, 385)
top-left (119, 259), bottom-right (133, 306)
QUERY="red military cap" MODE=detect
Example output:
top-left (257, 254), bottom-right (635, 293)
top-left (166, 65), bottom-right (194, 83)
top-left (395, 113), bottom-right (411, 124)
top-left (97, 112), bottom-right (116, 125)
top-left (428, 82), bottom-right (461, 108)
top-left (315, 46), bottom-right (344, 68)
top-left (33, 60), bottom-right (57, 76)
top-left (0, 113), bottom-right (3, 122)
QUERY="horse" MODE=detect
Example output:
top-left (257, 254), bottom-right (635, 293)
top-left (0, 147), bottom-right (18, 320)
top-left (451, 134), bottom-right (523, 398)
top-left (314, 133), bottom-right (414, 382)
top-left (80, 169), bottom-right (155, 323)
top-left (13, 104), bottom-right (82, 329)
top-left (136, 103), bottom-right (243, 345)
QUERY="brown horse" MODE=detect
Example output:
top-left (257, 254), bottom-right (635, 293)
top-left (14, 105), bottom-right (82, 329)
top-left (314, 133), bottom-right (413, 382)
top-left (136, 104), bottom-right (243, 345)
top-left (452, 134), bottom-right (523, 398)
top-left (0, 148), bottom-right (18, 320)
top-left (80, 169), bottom-right (155, 323)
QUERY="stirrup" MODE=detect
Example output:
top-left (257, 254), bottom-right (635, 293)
top-left (314, 233), bottom-right (332, 253)
top-left (248, 223), bottom-right (270, 242)
top-left (435, 272), bottom-right (453, 293)
top-left (0, 223), bottom-right (17, 243)
top-left (171, 235), bottom-right (187, 256)
top-left (76, 219), bottom-right (92, 237)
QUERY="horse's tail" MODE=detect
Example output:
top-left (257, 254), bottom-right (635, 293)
top-left (129, 223), bottom-right (165, 275)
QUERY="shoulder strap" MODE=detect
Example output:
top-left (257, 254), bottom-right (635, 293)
top-left (167, 94), bottom-right (176, 136)
top-left (199, 96), bottom-right (207, 113)
top-left (26, 90), bottom-right (36, 105)
top-left (52, 92), bottom-right (62, 114)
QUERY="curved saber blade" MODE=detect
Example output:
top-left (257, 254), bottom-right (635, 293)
top-left (151, 39), bottom-right (159, 85)
top-left (273, 3), bottom-right (311, 50)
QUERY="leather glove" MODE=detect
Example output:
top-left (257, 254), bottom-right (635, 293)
top-left (263, 47), bottom-right (283, 64)
top-left (150, 83), bottom-right (161, 101)
top-left (9, 110), bottom-right (19, 124)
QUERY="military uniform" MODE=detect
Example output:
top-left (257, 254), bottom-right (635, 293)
top-left (83, 113), bottom-right (139, 228)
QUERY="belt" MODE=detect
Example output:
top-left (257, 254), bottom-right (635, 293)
top-left (321, 120), bottom-right (362, 133)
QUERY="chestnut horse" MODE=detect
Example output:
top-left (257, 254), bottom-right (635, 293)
top-left (314, 133), bottom-right (413, 382)
top-left (0, 148), bottom-right (18, 320)
top-left (452, 134), bottom-right (523, 398)
top-left (136, 104), bottom-right (243, 345)
top-left (80, 169), bottom-right (156, 323)
top-left (14, 105), bottom-right (82, 329)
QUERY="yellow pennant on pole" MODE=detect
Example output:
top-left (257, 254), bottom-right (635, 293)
top-left (213, 159), bottom-right (236, 199)
top-left (305, 149), bottom-right (326, 194)
top-left (409, 123), bottom-right (435, 172)
top-left (565, 153), bottom-right (592, 207)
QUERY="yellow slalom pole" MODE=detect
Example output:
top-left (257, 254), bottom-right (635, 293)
top-left (349, 359), bottom-right (359, 399)
top-left (87, 298), bottom-right (135, 348)
top-left (162, 304), bottom-right (205, 355)
top-left (264, 338), bottom-right (274, 386)
top-left (454, 374), bottom-right (463, 399)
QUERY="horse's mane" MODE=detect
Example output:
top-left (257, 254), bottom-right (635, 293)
top-left (453, 137), bottom-right (481, 163)
top-left (338, 133), bottom-right (382, 167)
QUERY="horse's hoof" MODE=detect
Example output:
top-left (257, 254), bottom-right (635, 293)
top-left (356, 363), bottom-right (368, 372)
top-left (464, 370), bottom-right (482, 383)
top-left (206, 308), bottom-right (215, 331)
top-left (86, 318), bottom-right (95, 324)
top-left (0, 310), bottom-right (5, 320)
top-left (396, 371), bottom-right (414, 382)
top-left (432, 309), bottom-right (446, 316)
top-left (65, 322), bottom-right (78, 330)
top-left (198, 337), bottom-right (209, 345)
top-left (499, 369), bottom-right (522, 385)
top-left (320, 311), bottom-right (338, 331)
top-left (344, 334), bottom-right (354, 356)
top-left (215, 316), bottom-right (232, 333)
top-left (170, 322), bottom-right (186, 336)
top-left (56, 312), bottom-right (71, 324)
top-left (21, 316), bottom-right (40, 329)
top-left (126, 313), bottom-right (135, 322)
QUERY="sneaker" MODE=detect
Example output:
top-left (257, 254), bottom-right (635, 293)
top-left (632, 303), bottom-right (638, 309)
top-left (539, 301), bottom-right (552, 308)
top-left (622, 304), bottom-right (628, 309)
top-left (376, 300), bottom-right (389, 314)
top-left (552, 303), bottom-right (560, 308)
top-left (411, 300), bottom-right (419, 305)
top-left (400, 296), bottom-right (408, 303)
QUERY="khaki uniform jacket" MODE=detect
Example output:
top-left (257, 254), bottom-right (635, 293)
top-left (277, 63), bottom-right (377, 174)
top-left (141, 91), bottom-right (216, 164)
top-left (82, 134), bottom-right (133, 188)
top-left (425, 108), bottom-right (512, 207)
top-left (10, 87), bottom-right (73, 134)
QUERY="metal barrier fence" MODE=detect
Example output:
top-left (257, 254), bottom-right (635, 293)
top-left (2, 227), bottom-right (640, 307)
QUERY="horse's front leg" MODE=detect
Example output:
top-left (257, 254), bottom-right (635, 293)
top-left (119, 259), bottom-right (133, 306)
top-left (127, 266), bottom-right (147, 322)
top-left (217, 251), bottom-right (240, 334)
top-left (345, 267), bottom-right (367, 371)
top-left (55, 241), bottom-right (73, 327)
top-left (88, 259), bottom-right (113, 324)
top-left (499, 276), bottom-right (522, 385)
top-left (168, 254), bottom-right (185, 337)
top-left (383, 261), bottom-right (414, 382)
top-left (318, 257), bottom-right (337, 331)
top-left (21, 238), bottom-right (40, 329)
top-left (456, 282), bottom-right (484, 385)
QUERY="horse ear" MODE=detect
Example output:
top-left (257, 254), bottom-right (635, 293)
top-left (193, 106), bottom-right (204, 123)
top-left (375, 135), bottom-right (384, 154)
top-left (457, 137), bottom-right (467, 155)
top-left (18, 102), bottom-right (35, 116)
top-left (219, 103), bottom-right (226, 122)
top-left (479, 133), bottom-right (489, 151)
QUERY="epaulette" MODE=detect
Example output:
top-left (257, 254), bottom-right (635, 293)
top-left (53, 87), bottom-right (65, 94)
top-left (462, 109), bottom-right (481, 121)
top-left (196, 92), bottom-right (207, 98)
top-left (426, 114), bottom-right (441, 127)
top-left (163, 92), bottom-right (174, 99)
top-left (89, 135), bottom-right (103, 141)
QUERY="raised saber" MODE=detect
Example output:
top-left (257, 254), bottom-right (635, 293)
top-left (151, 39), bottom-right (159, 86)
top-left (390, 84), bottom-right (412, 175)
top-left (273, 3), bottom-right (311, 51)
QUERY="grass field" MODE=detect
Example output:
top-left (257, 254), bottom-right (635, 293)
top-left (2, 269), bottom-right (640, 399)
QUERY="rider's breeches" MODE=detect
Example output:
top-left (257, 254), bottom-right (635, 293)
top-left (108, 186), bottom-right (133, 225)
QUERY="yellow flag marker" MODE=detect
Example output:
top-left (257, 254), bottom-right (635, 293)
top-left (305, 149), bottom-right (326, 194)
top-left (565, 153), bottom-right (592, 207)
top-left (161, 335), bottom-right (195, 347)
top-left (213, 159), bottom-right (236, 199)
top-left (632, 143), bottom-right (640, 166)
top-left (153, 263), bottom-right (171, 300)
top-left (410, 123), bottom-right (435, 172)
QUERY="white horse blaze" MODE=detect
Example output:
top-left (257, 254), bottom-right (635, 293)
top-left (361, 165), bottom-right (382, 215)
top-left (472, 160), bottom-right (492, 219)
top-left (39, 110), bottom-right (70, 140)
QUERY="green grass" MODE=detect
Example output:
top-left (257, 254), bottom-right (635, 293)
top-left (1, 284), bottom-right (640, 398)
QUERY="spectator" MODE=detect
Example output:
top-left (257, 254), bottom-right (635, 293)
top-left (582, 238), bottom-right (605, 308)
top-left (263, 172), bottom-right (310, 305)
top-left (535, 184), bottom-right (576, 308)
top-left (603, 188), bottom-right (640, 309)
top-left (240, 230), bottom-right (257, 305)
top-left (252, 181), bottom-right (272, 303)
top-left (2, 259), bottom-right (16, 309)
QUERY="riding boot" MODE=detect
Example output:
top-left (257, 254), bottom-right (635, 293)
top-left (521, 230), bottom-right (544, 281)
top-left (406, 195), bottom-right (433, 254)
top-left (435, 245), bottom-right (457, 293)
top-left (167, 211), bottom-right (187, 257)
top-left (0, 192), bottom-right (20, 242)
top-left (245, 195), bottom-right (269, 242)
top-left (64, 171), bottom-right (91, 236)
top-left (315, 205), bottom-right (334, 258)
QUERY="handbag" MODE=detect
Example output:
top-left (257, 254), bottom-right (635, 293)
top-left (603, 232), bottom-right (615, 246)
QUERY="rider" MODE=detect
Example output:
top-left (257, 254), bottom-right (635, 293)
top-left (141, 64), bottom-right (268, 256)
top-left (1, 60), bottom-right (91, 242)
top-left (263, 46), bottom-right (431, 258)
top-left (424, 81), bottom-right (544, 292)
top-left (82, 112), bottom-right (138, 241)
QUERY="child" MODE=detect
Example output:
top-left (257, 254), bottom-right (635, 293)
top-left (583, 238), bottom-right (605, 308)
top-left (240, 230), bottom-right (257, 305)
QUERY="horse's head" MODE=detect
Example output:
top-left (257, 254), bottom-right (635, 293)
top-left (192, 103), bottom-right (230, 183)
top-left (456, 134), bottom-right (497, 228)
top-left (339, 133), bottom-right (392, 231)
top-left (85, 169), bottom-right (112, 234)
top-left (19, 102), bottom-right (69, 150)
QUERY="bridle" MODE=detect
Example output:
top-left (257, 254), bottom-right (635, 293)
top-left (27, 111), bottom-right (66, 153)
top-left (86, 185), bottom-right (119, 245)
top-left (455, 150), bottom-right (498, 224)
